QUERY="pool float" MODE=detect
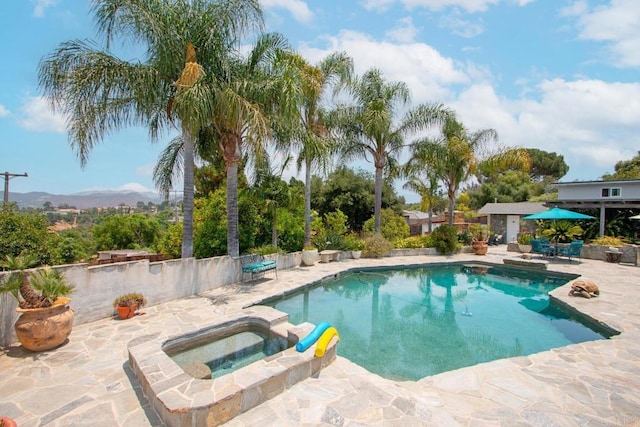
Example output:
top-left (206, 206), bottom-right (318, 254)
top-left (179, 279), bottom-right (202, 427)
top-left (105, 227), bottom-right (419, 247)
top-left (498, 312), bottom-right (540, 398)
top-left (295, 321), bottom-right (331, 352)
top-left (314, 326), bottom-right (339, 358)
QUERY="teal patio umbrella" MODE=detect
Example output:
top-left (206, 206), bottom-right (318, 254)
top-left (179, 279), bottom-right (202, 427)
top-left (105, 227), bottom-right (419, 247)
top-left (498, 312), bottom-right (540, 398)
top-left (523, 206), bottom-right (595, 221)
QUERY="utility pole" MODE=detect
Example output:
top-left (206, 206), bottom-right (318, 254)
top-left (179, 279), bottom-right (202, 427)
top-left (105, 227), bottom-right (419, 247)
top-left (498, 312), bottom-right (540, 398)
top-left (3, 171), bottom-right (28, 210)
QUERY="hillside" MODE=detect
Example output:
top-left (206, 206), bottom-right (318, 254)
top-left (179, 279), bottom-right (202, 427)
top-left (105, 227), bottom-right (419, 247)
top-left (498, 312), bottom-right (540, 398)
top-left (1, 190), bottom-right (162, 209)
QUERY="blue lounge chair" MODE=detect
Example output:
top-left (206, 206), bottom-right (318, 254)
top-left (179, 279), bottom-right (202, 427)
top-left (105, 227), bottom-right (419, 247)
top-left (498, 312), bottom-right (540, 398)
top-left (558, 240), bottom-right (583, 262)
top-left (531, 238), bottom-right (554, 257)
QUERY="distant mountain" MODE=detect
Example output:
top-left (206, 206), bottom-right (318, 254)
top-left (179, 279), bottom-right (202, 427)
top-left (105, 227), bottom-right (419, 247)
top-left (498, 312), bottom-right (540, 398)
top-left (1, 190), bottom-right (163, 209)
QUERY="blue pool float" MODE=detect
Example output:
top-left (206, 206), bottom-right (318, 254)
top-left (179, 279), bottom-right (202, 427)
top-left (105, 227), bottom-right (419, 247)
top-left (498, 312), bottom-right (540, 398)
top-left (295, 321), bottom-right (331, 352)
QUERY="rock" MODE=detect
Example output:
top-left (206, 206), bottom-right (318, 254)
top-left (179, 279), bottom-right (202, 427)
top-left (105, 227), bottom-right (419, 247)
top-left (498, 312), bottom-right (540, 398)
top-left (184, 362), bottom-right (212, 379)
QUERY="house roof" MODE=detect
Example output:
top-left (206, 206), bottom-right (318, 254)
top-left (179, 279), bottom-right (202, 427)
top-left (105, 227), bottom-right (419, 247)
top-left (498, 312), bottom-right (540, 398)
top-left (552, 179), bottom-right (640, 187)
top-left (403, 210), bottom-right (430, 220)
top-left (478, 202), bottom-right (546, 215)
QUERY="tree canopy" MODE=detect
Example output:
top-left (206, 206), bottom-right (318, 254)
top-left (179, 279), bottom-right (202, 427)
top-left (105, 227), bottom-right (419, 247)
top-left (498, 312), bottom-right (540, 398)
top-left (602, 151), bottom-right (640, 180)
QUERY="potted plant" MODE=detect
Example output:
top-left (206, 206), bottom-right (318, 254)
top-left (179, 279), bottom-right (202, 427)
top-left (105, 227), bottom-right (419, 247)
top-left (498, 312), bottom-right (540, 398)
top-left (469, 224), bottom-right (490, 255)
top-left (0, 253), bottom-right (75, 352)
top-left (301, 245), bottom-right (318, 267)
top-left (517, 232), bottom-right (533, 253)
top-left (0, 416), bottom-right (17, 427)
top-left (113, 292), bottom-right (146, 319)
top-left (344, 234), bottom-right (365, 259)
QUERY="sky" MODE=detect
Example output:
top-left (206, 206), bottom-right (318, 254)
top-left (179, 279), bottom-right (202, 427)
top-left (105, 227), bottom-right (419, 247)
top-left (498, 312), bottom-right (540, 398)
top-left (1, 0), bottom-right (639, 203)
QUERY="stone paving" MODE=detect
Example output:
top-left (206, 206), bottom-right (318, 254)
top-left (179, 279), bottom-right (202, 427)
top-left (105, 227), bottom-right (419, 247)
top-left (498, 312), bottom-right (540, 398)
top-left (1, 247), bottom-right (640, 426)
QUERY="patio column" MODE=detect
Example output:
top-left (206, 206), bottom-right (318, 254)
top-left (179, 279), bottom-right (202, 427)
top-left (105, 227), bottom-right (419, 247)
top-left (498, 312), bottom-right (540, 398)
top-left (599, 205), bottom-right (606, 237)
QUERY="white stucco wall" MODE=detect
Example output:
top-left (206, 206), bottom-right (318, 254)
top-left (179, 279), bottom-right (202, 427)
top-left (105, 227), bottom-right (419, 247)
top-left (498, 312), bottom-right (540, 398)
top-left (0, 252), bottom-right (302, 347)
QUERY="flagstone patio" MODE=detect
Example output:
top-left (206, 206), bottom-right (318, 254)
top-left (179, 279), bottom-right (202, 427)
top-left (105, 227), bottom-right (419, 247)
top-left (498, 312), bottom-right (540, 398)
top-left (1, 246), bottom-right (639, 426)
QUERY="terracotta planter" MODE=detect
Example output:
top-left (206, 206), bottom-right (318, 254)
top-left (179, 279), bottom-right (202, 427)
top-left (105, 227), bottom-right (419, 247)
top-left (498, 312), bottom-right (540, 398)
top-left (0, 416), bottom-right (17, 427)
top-left (472, 240), bottom-right (488, 255)
top-left (15, 297), bottom-right (73, 352)
top-left (301, 249), bottom-right (318, 266)
top-left (116, 303), bottom-right (137, 320)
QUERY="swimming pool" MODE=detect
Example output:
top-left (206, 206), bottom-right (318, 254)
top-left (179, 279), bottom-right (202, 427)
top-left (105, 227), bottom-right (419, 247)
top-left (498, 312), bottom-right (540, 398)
top-left (264, 263), bottom-right (608, 381)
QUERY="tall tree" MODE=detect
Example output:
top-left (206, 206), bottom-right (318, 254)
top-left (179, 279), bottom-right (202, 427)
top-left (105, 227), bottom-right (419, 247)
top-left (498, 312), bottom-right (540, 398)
top-left (335, 69), bottom-right (450, 235)
top-left (602, 151), bottom-right (640, 180)
top-left (38, 0), bottom-right (263, 259)
top-left (287, 52), bottom-right (353, 248)
top-left (410, 116), bottom-right (529, 225)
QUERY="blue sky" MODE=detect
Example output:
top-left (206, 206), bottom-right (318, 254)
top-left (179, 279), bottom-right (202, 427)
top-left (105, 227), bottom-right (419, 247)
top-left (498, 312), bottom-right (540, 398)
top-left (1, 0), bottom-right (639, 203)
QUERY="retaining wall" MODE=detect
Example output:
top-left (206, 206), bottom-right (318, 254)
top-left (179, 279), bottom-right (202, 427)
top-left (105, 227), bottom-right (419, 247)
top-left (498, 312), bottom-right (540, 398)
top-left (0, 252), bottom-right (302, 348)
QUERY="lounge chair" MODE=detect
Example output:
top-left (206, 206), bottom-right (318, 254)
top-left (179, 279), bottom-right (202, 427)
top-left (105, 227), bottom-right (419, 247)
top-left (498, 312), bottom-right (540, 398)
top-left (558, 240), bottom-right (583, 262)
top-left (531, 238), bottom-right (554, 257)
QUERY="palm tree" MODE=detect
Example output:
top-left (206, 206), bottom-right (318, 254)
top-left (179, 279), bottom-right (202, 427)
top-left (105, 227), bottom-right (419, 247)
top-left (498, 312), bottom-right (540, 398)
top-left (410, 116), bottom-right (529, 225)
top-left (37, 0), bottom-right (264, 259)
top-left (335, 69), bottom-right (451, 235)
top-left (402, 172), bottom-right (443, 234)
top-left (286, 52), bottom-right (353, 248)
top-left (209, 33), bottom-right (294, 258)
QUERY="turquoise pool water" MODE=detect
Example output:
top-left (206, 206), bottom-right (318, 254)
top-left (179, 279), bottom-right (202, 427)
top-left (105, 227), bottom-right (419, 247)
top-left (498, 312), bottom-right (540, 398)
top-left (265, 264), bottom-right (607, 381)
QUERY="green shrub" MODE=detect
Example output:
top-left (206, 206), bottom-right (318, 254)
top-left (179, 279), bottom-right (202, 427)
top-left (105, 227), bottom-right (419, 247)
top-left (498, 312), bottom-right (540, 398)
top-left (431, 225), bottom-right (460, 254)
top-left (362, 235), bottom-right (393, 258)
top-left (248, 245), bottom-right (284, 255)
top-left (589, 236), bottom-right (624, 247)
top-left (517, 232), bottom-right (532, 245)
top-left (343, 233), bottom-right (365, 251)
top-left (363, 209), bottom-right (409, 241)
top-left (394, 235), bottom-right (432, 249)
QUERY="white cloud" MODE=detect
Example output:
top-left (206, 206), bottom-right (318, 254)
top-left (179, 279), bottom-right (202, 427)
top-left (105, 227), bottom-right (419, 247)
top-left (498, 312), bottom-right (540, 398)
top-left (361, 0), bottom-right (396, 12)
top-left (18, 96), bottom-right (67, 133)
top-left (300, 31), bottom-right (469, 101)
top-left (572, 0), bottom-right (640, 67)
top-left (31, 0), bottom-right (55, 18)
top-left (559, 0), bottom-right (588, 17)
top-left (0, 104), bottom-right (9, 117)
top-left (401, 0), bottom-right (500, 13)
top-left (439, 10), bottom-right (485, 37)
top-left (261, 0), bottom-right (314, 23)
top-left (120, 183), bottom-right (155, 193)
top-left (363, 0), bottom-right (533, 13)
top-left (452, 78), bottom-right (640, 179)
top-left (385, 17), bottom-right (420, 43)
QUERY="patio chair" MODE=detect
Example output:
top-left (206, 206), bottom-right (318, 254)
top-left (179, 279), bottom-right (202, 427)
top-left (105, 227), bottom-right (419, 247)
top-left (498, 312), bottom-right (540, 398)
top-left (531, 238), bottom-right (554, 257)
top-left (558, 240), bottom-right (583, 262)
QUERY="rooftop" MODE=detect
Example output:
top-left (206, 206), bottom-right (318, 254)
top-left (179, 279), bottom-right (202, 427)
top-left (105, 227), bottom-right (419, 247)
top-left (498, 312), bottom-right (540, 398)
top-left (1, 248), bottom-right (639, 426)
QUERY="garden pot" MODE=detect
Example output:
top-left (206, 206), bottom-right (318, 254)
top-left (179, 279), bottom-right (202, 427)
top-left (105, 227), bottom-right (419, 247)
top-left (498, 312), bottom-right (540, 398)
top-left (351, 250), bottom-right (362, 259)
top-left (301, 249), bottom-right (318, 266)
top-left (472, 240), bottom-right (488, 255)
top-left (15, 297), bottom-right (74, 352)
top-left (0, 416), bottom-right (17, 427)
top-left (116, 304), bottom-right (137, 320)
top-left (518, 244), bottom-right (532, 253)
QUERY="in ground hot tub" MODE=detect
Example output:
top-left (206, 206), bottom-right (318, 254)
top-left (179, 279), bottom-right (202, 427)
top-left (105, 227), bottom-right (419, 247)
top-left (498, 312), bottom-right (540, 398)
top-left (164, 320), bottom-right (294, 379)
top-left (128, 306), bottom-right (338, 427)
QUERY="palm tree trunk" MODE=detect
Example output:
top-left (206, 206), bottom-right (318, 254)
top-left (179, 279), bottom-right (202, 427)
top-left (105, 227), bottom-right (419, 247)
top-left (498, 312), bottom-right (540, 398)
top-left (272, 211), bottom-right (278, 248)
top-left (374, 165), bottom-right (383, 235)
top-left (226, 156), bottom-right (240, 259)
top-left (448, 193), bottom-right (455, 226)
top-left (304, 157), bottom-right (312, 247)
top-left (428, 206), bottom-right (433, 233)
top-left (181, 125), bottom-right (195, 258)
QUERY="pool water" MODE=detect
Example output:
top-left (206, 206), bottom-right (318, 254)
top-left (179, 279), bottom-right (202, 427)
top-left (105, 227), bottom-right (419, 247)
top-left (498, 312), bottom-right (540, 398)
top-left (169, 330), bottom-right (290, 379)
top-left (266, 264), bottom-right (607, 381)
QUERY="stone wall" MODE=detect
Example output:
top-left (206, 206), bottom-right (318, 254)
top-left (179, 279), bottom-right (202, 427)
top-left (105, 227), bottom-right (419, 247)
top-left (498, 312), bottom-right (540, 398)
top-left (0, 252), bottom-right (302, 348)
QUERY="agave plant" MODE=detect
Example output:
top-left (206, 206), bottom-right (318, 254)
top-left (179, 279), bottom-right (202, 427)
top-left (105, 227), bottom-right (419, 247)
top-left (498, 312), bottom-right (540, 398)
top-left (0, 253), bottom-right (74, 309)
